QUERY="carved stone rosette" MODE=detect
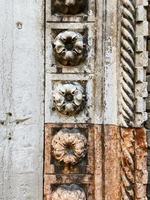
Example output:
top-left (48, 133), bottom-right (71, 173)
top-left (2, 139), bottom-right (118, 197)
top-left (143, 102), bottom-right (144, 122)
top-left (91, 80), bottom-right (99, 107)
top-left (53, 31), bottom-right (86, 66)
top-left (52, 184), bottom-right (86, 200)
top-left (52, 0), bottom-right (86, 15)
top-left (53, 82), bottom-right (85, 115)
top-left (52, 128), bottom-right (87, 165)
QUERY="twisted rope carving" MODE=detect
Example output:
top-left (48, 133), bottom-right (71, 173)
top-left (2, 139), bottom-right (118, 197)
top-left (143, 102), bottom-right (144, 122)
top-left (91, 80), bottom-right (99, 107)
top-left (120, 0), bottom-right (136, 127)
top-left (120, 130), bottom-right (135, 200)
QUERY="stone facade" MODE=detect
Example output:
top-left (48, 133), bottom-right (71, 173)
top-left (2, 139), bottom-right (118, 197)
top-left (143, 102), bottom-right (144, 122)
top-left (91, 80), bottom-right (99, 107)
top-left (44, 1), bottom-right (149, 199)
top-left (0, 0), bottom-right (149, 199)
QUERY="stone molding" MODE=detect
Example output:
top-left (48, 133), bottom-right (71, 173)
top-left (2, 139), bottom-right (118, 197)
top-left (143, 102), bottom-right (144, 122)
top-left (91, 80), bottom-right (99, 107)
top-left (120, 128), bottom-right (147, 200)
top-left (120, 0), bottom-right (136, 127)
top-left (120, 129), bottom-right (135, 199)
top-left (120, 0), bottom-right (149, 127)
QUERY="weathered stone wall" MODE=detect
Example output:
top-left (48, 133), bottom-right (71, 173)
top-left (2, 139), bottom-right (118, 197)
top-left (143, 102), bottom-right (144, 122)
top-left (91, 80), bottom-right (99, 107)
top-left (0, 1), bottom-right (44, 199)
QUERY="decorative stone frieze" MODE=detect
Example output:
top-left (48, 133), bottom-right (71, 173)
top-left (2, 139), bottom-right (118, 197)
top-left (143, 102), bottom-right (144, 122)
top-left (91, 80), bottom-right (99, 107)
top-left (52, 128), bottom-right (87, 165)
top-left (119, 1), bottom-right (149, 198)
top-left (52, 184), bottom-right (86, 200)
top-left (52, 0), bottom-right (87, 15)
top-left (53, 31), bottom-right (86, 66)
top-left (44, 0), bottom-right (149, 199)
top-left (53, 82), bottom-right (85, 116)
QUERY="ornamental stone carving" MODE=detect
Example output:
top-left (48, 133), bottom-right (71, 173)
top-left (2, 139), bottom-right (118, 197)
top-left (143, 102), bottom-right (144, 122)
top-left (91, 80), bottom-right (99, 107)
top-left (53, 31), bottom-right (86, 66)
top-left (52, 184), bottom-right (86, 200)
top-left (52, 0), bottom-right (86, 15)
top-left (52, 128), bottom-right (87, 165)
top-left (53, 82), bottom-right (85, 115)
top-left (120, 0), bottom-right (136, 127)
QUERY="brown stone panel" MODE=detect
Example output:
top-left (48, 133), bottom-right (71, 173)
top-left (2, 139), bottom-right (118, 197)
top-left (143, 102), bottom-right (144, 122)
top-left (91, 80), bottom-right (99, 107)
top-left (120, 128), bottom-right (135, 200)
top-left (44, 173), bottom-right (94, 200)
top-left (45, 123), bottom-right (94, 175)
top-left (94, 125), bottom-right (103, 200)
top-left (44, 125), bottom-right (148, 200)
top-left (120, 128), bottom-right (148, 200)
top-left (93, 125), bottom-right (120, 200)
top-left (104, 125), bottom-right (120, 200)
top-left (135, 128), bottom-right (148, 200)
top-left (44, 123), bottom-right (96, 200)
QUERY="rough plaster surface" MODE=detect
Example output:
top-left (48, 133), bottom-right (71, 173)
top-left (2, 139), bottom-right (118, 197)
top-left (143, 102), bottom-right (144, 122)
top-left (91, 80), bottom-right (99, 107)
top-left (0, 0), bottom-right (44, 199)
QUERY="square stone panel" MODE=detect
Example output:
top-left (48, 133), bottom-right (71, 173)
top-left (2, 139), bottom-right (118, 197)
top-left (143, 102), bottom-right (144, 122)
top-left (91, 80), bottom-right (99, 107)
top-left (46, 23), bottom-right (95, 74)
top-left (45, 73), bottom-right (94, 123)
top-left (46, 0), bottom-right (95, 22)
top-left (45, 124), bottom-right (94, 175)
top-left (44, 175), bottom-right (94, 200)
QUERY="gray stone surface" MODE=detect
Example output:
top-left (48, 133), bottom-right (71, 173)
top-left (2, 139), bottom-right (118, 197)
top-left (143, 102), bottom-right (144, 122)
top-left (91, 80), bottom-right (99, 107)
top-left (0, 1), bottom-right (44, 199)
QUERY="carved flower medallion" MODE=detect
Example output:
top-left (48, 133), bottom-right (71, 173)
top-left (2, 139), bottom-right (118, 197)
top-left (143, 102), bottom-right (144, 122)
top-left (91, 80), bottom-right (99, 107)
top-left (53, 31), bottom-right (86, 66)
top-left (52, 184), bottom-right (86, 200)
top-left (53, 82), bottom-right (85, 116)
top-left (52, 129), bottom-right (87, 165)
top-left (52, 0), bottom-right (86, 15)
